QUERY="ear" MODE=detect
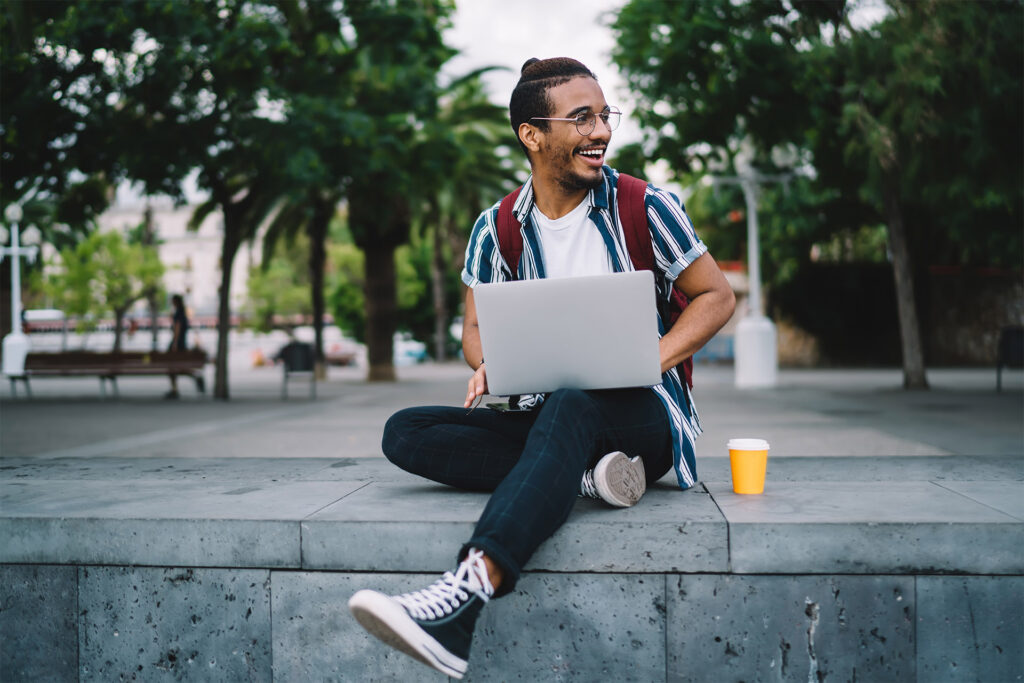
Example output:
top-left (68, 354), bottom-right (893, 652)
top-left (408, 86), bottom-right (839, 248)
top-left (518, 122), bottom-right (543, 155)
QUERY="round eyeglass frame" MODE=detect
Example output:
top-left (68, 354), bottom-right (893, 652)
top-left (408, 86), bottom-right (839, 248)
top-left (530, 107), bottom-right (621, 136)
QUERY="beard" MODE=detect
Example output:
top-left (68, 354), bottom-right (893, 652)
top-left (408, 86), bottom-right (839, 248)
top-left (548, 144), bottom-right (605, 193)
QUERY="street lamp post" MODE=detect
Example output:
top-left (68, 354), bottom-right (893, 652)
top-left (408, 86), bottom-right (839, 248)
top-left (707, 169), bottom-right (791, 389)
top-left (735, 176), bottom-right (777, 388)
top-left (1, 204), bottom-right (39, 377)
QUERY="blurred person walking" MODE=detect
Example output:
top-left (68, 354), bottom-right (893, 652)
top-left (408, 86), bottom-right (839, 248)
top-left (164, 294), bottom-right (190, 399)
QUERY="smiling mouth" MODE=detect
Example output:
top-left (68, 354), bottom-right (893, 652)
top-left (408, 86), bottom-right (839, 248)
top-left (575, 145), bottom-right (606, 163)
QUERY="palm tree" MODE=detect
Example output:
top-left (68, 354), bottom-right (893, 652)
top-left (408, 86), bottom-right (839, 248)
top-left (412, 68), bottom-right (523, 360)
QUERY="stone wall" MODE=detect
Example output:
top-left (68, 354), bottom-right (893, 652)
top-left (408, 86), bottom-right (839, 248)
top-left (771, 264), bottom-right (1024, 366)
top-left (927, 268), bottom-right (1024, 365)
top-left (3, 564), bottom-right (1021, 682)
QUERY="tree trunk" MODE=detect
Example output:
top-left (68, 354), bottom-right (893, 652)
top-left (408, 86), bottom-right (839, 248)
top-left (113, 309), bottom-right (126, 353)
top-left (148, 292), bottom-right (159, 351)
top-left (364, 240), bottom-right (397, 381)
top-left (143, 205), bottom-right (159, 351)
top-left (214, 231), bottom-right (240, 400)
top-left (431, 224), bottom-right (447, 361)
top-left (308, 195), bottom-right (331, 377)
top-left (884, 183), bottom-right (929, 389)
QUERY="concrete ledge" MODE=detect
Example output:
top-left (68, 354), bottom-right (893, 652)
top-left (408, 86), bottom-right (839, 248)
top-left (302, 482), bottom-right (728, 573)
top-left (2, 457), bottom-right (1021, 575)
top-left (2, 456), bottom-right (1023, 681)
top-left (706, 481), bottom-right (1024, 574)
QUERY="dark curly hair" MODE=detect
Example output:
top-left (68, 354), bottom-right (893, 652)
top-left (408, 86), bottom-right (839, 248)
top-left (509, 57), bottom-right (597, 156)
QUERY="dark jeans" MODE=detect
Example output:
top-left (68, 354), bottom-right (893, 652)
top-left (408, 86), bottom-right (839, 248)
top-left (381, 387), bottom-right (672, 595)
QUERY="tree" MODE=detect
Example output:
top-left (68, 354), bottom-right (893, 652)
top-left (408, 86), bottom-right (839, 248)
top-left (7, 0), bottom-right (291, 396)
top-left (411, 67), bottom-right (521, 360)
top-left (44, 229), bottom-right (164, 350)
top-left (11, 0), bottom-right (498, 390)
top-left (249, 0), bottom-right (456, 380)
top-left (612, 0), bottom-right (1022, 387)
top-left (71, 0), bottom-right (295, 398)
top-left (832, 0), bottom-right (1023, 386)
top-left (0, 1), bottom-right (114, 230)
top-left (337, 2), bottom-right (454, 381)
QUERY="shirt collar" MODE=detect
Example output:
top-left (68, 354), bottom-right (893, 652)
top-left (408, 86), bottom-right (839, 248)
top-left (513, 167), bottom-right (611, 224)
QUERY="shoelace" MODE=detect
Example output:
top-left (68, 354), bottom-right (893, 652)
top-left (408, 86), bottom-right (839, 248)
top-left (580, 469), bottom-right (600, 499)
top-left (394, 548), bottom-right (494, 620)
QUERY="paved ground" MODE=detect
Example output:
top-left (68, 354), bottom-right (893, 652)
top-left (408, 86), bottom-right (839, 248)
top-left (3, 361), bottom-right (1022, 468)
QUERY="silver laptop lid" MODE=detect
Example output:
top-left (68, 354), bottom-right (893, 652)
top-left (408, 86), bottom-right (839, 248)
top-left (474, 271), bottom-right (662, 396)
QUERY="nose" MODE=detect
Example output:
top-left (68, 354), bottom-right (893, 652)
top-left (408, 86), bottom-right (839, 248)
top-left (589, 117), bottom-right (612, 139)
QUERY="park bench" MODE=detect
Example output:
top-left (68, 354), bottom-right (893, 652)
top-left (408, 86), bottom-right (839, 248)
top-left (8, 349), bottom-right (208, 397)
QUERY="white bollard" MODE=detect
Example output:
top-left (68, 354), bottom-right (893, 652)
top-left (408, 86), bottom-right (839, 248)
top-left (734, 315), bottom-right (778, 388)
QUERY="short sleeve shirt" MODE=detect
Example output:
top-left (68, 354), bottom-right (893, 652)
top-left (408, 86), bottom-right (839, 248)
top-left (461, 166), bottom-right (708, 490)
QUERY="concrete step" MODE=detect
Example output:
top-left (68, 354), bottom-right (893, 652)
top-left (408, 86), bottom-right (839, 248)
top-left (2, 456), bottom-right (1021, 574)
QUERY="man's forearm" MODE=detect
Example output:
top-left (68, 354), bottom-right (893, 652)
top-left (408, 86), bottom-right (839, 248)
top-left (462, 287), bottom-right (485, 371)
top-left (463, 326), bottom-right (484, 371)
top-left (658, 289), bottom-right (736, 373)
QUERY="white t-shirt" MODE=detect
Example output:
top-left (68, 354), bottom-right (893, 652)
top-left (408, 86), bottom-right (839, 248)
top-left (532, 199), bottom-right (613, 279)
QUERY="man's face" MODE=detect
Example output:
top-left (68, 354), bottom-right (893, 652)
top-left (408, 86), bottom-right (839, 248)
top-left (534, 77), bottom-right (611, 193)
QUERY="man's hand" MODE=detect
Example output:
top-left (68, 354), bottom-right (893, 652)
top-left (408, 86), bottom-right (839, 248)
top-left (464, 363), bottom-right (488, 409)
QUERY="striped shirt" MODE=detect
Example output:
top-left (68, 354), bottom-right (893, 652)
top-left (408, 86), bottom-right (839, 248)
top-left (461, 166), bottom-right (708, 490)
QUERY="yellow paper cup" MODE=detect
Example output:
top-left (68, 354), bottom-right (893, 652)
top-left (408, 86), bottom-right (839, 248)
top-left (728, 438), bottom-right (770, 494)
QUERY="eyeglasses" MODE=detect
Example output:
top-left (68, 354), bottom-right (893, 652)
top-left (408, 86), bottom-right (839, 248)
top-left (530, 107), bottom-right (621, 136)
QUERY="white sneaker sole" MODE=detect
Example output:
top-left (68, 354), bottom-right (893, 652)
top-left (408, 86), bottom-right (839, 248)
top-left (593, 451), bottom-right (646, 507)
top-left (349, 589), bottom-right (468, 679)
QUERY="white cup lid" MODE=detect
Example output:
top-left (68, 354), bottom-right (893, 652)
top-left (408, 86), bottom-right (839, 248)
top-left (728, 438), bottom-right (770, 451)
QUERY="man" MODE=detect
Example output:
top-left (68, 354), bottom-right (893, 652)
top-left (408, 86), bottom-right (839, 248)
top-left (349, 57), bottom-right (735, 679)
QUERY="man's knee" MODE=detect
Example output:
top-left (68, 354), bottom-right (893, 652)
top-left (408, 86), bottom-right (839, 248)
top-left (381, 407), bottom-right (425, 464)
top-left (542, 388), bottom-right (600, 425)
top-left (535, 388), bottom-right (602, 440)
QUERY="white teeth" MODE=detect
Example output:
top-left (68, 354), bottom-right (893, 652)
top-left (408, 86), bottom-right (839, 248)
top-left (578, 149), bottom-right (604, 157)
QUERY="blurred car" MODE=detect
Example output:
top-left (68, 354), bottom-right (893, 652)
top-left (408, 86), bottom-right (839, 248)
top-left (394, 331), bottom-right (427, 366)
top-left (290, 325), bottom-right (364, 366)
top-left (326, 336), bottom-right (362, 366)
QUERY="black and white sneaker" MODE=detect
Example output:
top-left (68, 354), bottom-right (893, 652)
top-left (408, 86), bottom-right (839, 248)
top-left (348, 548), bottom-right (494, 679)
top-left (580, 451), bottom-right (646, 507)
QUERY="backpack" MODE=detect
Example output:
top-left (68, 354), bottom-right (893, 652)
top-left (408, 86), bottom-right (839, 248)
top-left (494, 173), bottom-right (694, 388)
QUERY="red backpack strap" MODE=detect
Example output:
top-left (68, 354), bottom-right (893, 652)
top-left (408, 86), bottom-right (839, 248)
top-left (616, 172), bottom-right (695, 388)
top-left (616, 173), bottom-right (653, 272)
top-left (495, 186), bottom-right (524, 280)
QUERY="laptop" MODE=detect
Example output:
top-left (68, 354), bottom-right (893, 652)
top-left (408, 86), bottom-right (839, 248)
top-left (473, 270), bottom-right (663, 396)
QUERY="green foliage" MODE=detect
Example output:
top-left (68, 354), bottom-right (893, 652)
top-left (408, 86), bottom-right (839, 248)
top-left (244, 236), bottom-right (312, 333)
top-left (327, 243), bottom-right (366, 341)
top-left (1, 2), bottom-right (109, 212)
top-left (832, 0), bottom-right (1023, 268)
top-left (325, 234), bottom-right (441, 346)
top-left (44, 229), bottom-right (164, 337)
top-left (608, 143), bottom-right (650, 181)
top-left (612, 0), bottom-right (1023, 278)
top-left (9, 0), bottom-right (512, 379)
top-left (612, 0), bottom-right (817, 168)
top-left (679, 181), bottom-right (746, 264)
